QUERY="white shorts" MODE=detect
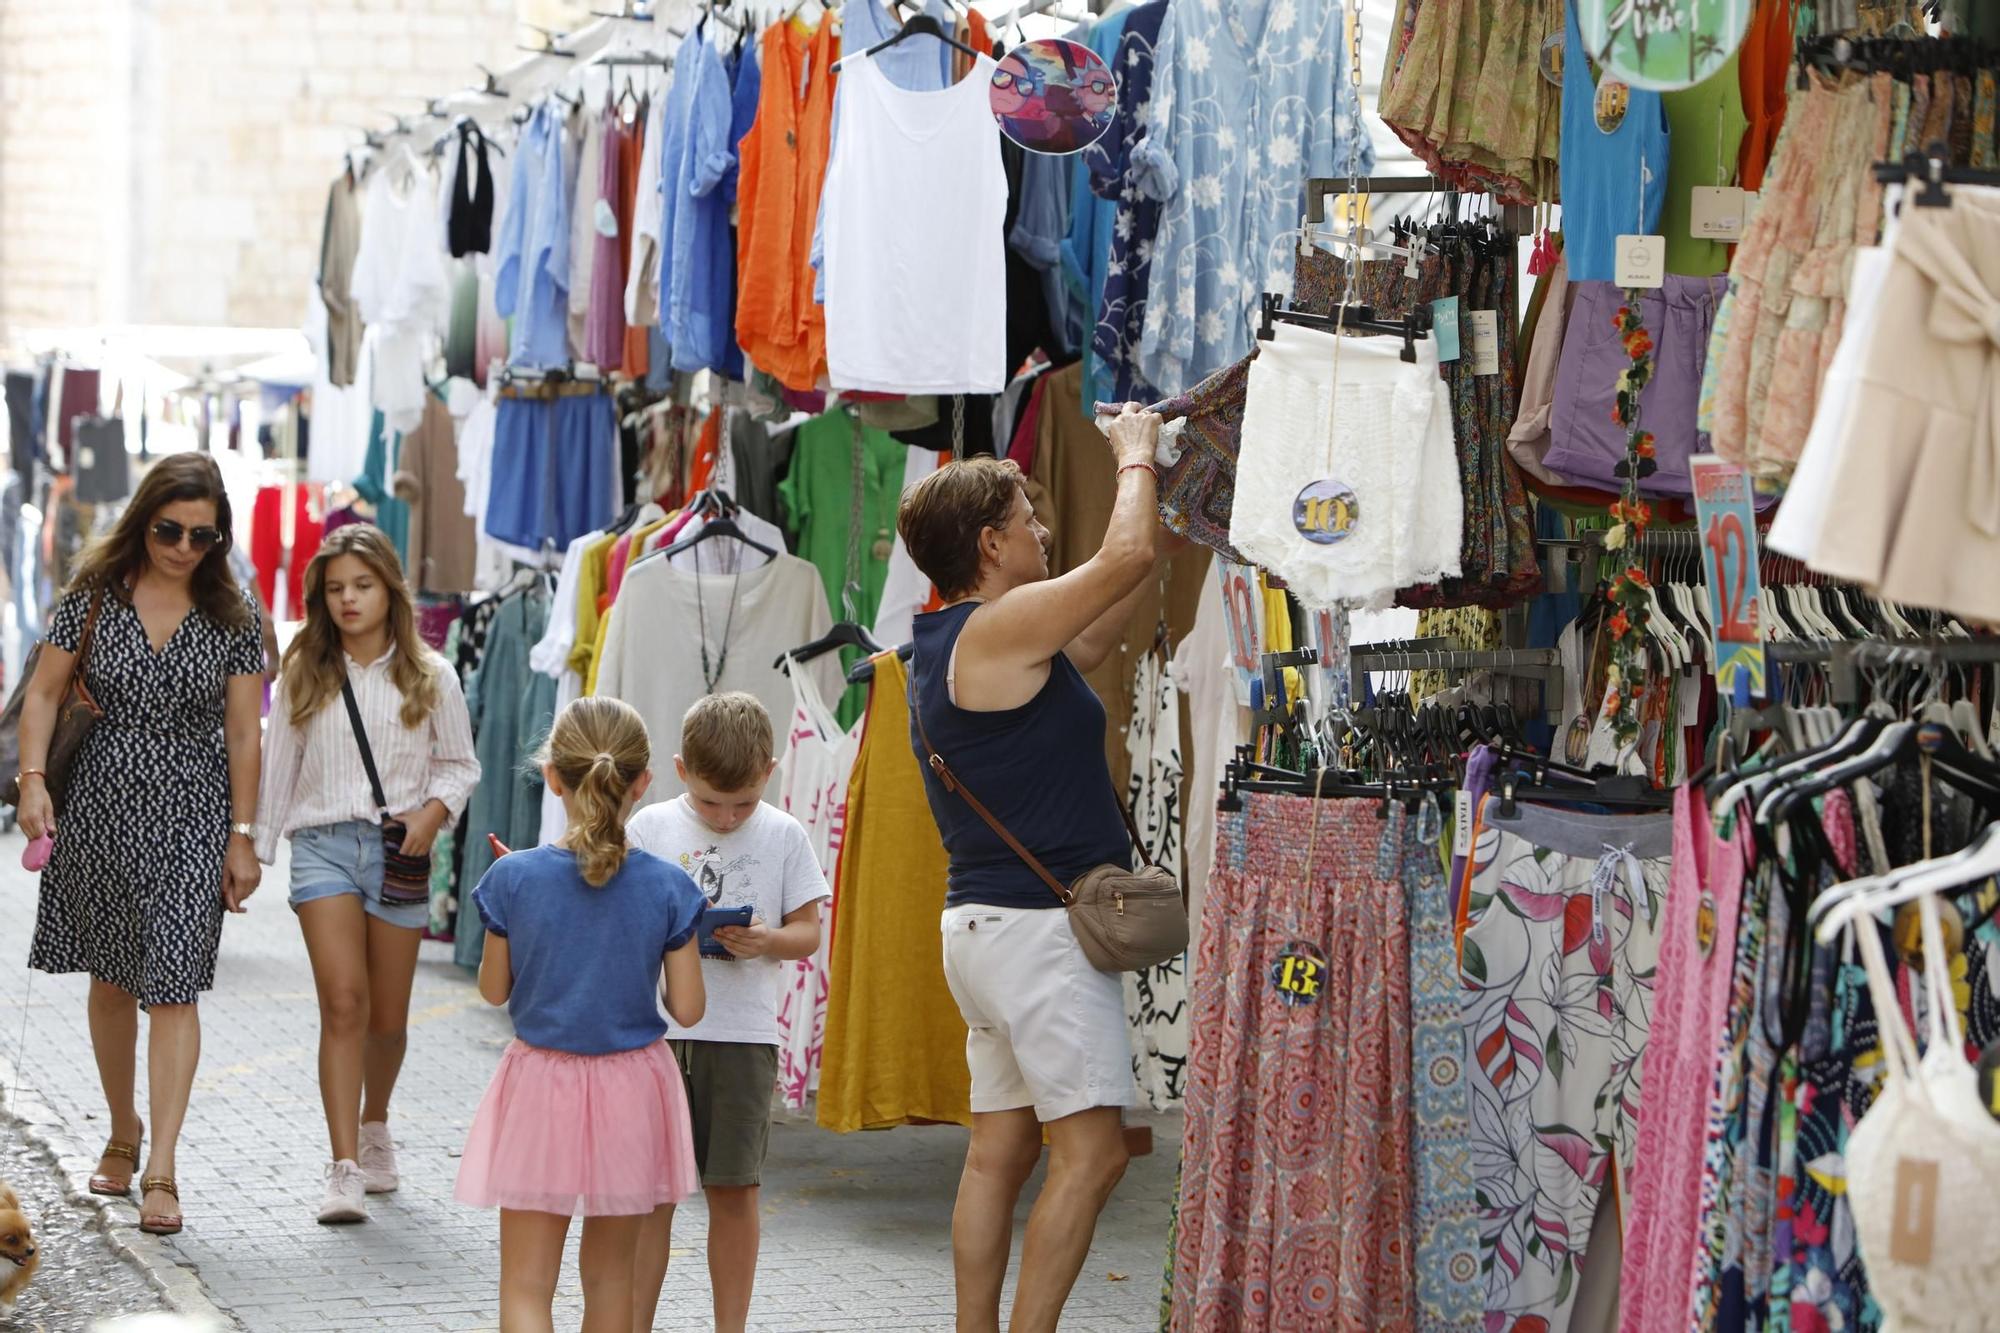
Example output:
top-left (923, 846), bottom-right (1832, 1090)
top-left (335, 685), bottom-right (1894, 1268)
top-left (939, 903), bottom-right (1138, 1123)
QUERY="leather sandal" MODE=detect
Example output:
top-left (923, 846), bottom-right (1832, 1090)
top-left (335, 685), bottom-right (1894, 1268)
top-left (138, 1176), bottom-right (182, 1236)
top-left (88, 1134), bottom-right (142, 1197)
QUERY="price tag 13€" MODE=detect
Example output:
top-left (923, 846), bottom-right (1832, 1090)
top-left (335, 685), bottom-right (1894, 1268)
top-left (1271, 942), bottom-right (1327, 1007)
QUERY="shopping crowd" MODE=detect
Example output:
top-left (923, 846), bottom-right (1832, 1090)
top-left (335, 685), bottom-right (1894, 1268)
top-left (11, 407), bottom-right (1169, 1333)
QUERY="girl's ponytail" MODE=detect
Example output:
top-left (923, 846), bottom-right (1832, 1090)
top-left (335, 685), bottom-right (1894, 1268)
top-left (539, 697), bottom-right (650, 886)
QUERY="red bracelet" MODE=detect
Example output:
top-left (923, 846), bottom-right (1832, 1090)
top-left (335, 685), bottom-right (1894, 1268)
top-left (1118, 462), bottom-right (1158, 482)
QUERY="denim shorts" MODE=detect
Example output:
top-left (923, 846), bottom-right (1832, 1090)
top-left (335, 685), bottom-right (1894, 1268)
top-left (288, 820), bottom-right (429, 930)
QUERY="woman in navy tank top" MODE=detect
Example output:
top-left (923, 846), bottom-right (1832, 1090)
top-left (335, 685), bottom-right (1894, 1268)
top-left (897, 405), bottom-right (1174, 1333)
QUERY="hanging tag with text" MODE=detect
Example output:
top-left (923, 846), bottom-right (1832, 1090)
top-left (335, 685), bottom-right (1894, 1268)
top-left (1689, 186), bottom-right (1747, 242)
top-left (1614, 234), bottom-right (1667, 288)
top-left (1469, 310), bottom-right (1501, 376)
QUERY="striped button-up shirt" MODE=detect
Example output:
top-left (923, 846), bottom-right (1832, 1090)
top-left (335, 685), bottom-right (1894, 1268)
top-left (254, 647), bottom-right (481, 864)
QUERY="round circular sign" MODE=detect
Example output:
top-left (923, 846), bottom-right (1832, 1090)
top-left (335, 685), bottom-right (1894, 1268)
top-left (990, 38), bottom-right (1117, 156)
top-left (1271, 942), bottom-right (1328, 1007)
top-left (1577, 0), bottom-right (1754, 93)
top-left (1594, 73), bottom-right (1632, 134)
top-left (1292, 479), bottom-right (1359, 546)
top-left (1539, 33), bottom-right (1564, 87)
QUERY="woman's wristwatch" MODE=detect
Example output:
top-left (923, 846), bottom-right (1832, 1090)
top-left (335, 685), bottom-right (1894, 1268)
top-left (230, 821), bottom-right (256, 839)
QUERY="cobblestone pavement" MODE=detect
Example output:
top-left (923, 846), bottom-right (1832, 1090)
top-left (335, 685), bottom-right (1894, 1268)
top-left (0, 834), bottom-right (1178, 1331)
top-left (0, 1106), bottom-right (169, 1330)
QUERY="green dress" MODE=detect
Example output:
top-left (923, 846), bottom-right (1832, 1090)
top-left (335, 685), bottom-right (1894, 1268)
top-left (777, 409), bottom-right (910, 724)
top-left (1661, 51), bottom-right (1752, 278)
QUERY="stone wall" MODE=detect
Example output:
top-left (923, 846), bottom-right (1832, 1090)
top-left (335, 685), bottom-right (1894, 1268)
top-left (0, 0), bottom-right (538, 342)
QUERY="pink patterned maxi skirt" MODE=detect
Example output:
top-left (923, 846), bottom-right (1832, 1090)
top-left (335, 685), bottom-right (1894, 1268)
top-left (1172, 794), bottom-right (1415, 1331)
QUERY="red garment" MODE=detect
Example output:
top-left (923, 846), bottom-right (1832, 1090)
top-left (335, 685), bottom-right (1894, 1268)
top-left (250, 484), bottom-right (325, 620)
top-left (619, 104), bottom-right (651, 380)
top-left (1006, 375), bottom-right (1051, 472)
top-left (55, 368), bottom-right (100, 461)
top-left (1738, 0), bottom-right (1798, 192)
top-left (685, 412), bottom-right (723, 497)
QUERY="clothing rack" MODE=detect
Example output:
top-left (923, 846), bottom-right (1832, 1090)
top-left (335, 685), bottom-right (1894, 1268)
top-left (1218, 746), bottom-right (1457, 812)
top-left (1350, 641), bottom-right (1565, 724)
top-left (1767, 637), bottom-right (2000, 705)
top-left (986, 0), bottom-right (1092, 34)
top-left (350, 11), bottom-right (661, 153)
top-left (1255, 291), bottom-right (1431, 360)
top-left (1303, 174), bottom-right (1537, 235)
top-left (1873, 150), bottom-right (2000, 206)
top-left (1541, 527), bottom-right (1706, 551)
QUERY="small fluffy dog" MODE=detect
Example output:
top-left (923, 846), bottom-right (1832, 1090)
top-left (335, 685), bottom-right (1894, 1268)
top-left (0, 1179), bottom-right (38, 1306)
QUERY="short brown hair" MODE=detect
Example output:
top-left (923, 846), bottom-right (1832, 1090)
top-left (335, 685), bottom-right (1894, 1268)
top-left (896, 457), bottom-right (1023, 601)
top-left (680, 692), bottom-right (775, 791)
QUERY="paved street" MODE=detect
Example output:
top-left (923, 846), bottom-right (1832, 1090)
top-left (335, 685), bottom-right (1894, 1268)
top-left (0, 1106), bottom-right (168, 1330)
top-left (0, 834), bottom-right (1178, 1331)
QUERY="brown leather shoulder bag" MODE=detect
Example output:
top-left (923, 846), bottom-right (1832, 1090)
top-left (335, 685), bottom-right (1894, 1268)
top-left (2, 587), bottom-right (108, 814)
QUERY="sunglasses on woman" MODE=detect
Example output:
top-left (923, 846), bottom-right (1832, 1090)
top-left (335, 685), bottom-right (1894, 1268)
top-left (150, 520), bottom-right (223, 552)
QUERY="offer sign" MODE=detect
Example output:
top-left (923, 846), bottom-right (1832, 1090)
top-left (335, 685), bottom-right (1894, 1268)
top-left (1688, 457), bottom-right (1767, 699)
top-left (1216, 560), bottom-right (1264, 708)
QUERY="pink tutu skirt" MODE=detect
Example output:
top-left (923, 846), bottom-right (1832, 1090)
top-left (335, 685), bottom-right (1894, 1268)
top-left (454, 1038), bottom-right (699, 1216)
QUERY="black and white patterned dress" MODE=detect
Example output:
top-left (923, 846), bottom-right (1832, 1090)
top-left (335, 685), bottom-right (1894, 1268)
top-left (29, 582), bottom-right (265, 1008)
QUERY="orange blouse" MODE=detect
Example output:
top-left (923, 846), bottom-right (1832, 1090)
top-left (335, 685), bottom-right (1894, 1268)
top-left (1738, 0), bottom-right (1799, 192)
top-left (735, 16), bottom-right (840, 392)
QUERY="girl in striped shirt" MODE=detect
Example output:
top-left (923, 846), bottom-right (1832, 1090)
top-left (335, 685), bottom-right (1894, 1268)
top-left (255, 524), bottom-right (480, 1225)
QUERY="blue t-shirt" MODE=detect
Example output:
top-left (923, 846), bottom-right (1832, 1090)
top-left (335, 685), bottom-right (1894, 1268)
top-left (472, 845), bottom-right (705, 1056)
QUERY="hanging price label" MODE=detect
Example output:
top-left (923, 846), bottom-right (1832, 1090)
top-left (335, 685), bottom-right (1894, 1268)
top-left (1614, 234), bottom-right (1667, 288)
top-left (1468, 310), bottom-right (1501, 376)
top-left (1689, 186), bottom-right (1748, 241)
top-left (1432, 296), bottom-right (1462, 362)
top-left (1688, 457), bottom-right (1768, 700)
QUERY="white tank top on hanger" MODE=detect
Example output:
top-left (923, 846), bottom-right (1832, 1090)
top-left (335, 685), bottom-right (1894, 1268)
top-left (1846, 893), bottom-right (2000, 1329)
top-left (821, 51), bottom-right (1009, 396)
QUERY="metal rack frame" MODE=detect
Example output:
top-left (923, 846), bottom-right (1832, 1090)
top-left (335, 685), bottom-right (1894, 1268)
top-left (1767, 638), bottom-right (2000, 706)
top-left (1303, 175), bottom-right (1538, 234)
top-left (1349, 641), bottom-right (1565, 724)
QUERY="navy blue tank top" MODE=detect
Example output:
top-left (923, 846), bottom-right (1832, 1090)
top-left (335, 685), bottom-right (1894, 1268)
top-left (909, 602), bottom-right (1132, 910)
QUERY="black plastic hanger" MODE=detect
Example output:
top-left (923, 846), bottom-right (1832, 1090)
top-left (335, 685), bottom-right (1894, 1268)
top-left (847, 642), bottom-right (915, 685)
top-left (775, 621), bottom-right (886, 672)
top-left (659, 516), bottom-right (777, 562)
top-left (863, 12), bottom-right (982, 64)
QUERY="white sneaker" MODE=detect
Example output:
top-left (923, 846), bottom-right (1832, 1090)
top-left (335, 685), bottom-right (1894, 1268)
top-left (317, 1159), bottom-right (368, 1224)
top-left (358, 1121), bottom-right (400, 1194)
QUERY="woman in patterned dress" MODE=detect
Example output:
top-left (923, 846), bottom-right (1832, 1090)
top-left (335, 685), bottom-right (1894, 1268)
top-left (16, 452), bottom-right (268, 1236)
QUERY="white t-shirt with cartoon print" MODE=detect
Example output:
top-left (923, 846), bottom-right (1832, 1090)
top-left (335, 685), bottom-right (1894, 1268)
top-left (626, 797), bottom-right (831, 1045)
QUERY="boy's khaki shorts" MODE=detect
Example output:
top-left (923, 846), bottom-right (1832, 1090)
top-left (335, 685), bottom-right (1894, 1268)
top-left (670, 1040), bottom-right (779, 1188)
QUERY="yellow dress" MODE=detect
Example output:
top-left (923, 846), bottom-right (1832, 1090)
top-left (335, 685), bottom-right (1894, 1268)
top-left (816, 651), bottom-right (972, 1132)
top-left (584, 516), bottom-right (673, 695)
top-left (566, 531), bottom-right (621, 680)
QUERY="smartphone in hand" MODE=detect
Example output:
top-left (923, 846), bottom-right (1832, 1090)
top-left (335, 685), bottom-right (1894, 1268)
top-left (697, 904), bottom-right (755, 959)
